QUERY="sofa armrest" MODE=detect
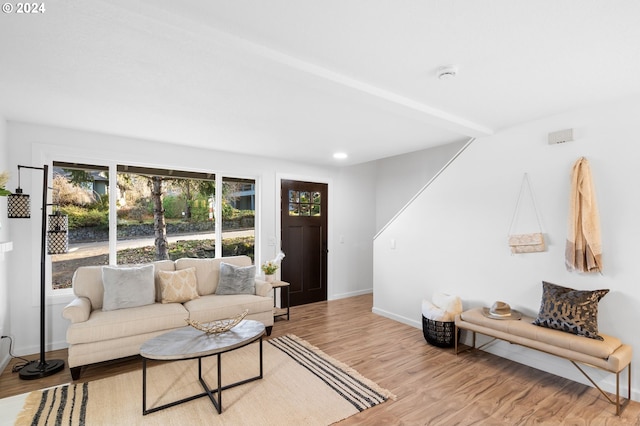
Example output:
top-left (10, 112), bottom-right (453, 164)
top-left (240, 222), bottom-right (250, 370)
top-left (255, 279), bottom-right (273, 297)
top-left (62, 297), bottom-right (92, 323)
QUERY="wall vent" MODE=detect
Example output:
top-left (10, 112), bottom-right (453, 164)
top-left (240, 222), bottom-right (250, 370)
top-left (548, 128), bottom-right (574, 145)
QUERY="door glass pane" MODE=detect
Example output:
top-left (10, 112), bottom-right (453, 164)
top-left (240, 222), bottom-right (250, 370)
top-left (288, 187), bottom-right (322, 217)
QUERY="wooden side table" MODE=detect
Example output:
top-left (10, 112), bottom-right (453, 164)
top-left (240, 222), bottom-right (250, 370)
top-left (271, 280), bottom-right (290, 321)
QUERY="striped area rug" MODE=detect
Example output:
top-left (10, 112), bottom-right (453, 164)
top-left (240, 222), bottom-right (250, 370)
top-left (269, 334), bottom-right (393, 412)
top-left (15, 334), bottom-right (394, 425)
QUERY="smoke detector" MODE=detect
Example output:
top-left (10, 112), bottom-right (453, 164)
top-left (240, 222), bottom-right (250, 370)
top-left (437, 65), bottom-right (458, 80)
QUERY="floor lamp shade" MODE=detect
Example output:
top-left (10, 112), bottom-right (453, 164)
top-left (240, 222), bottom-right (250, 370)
top-left (7, 189), bottom-right (30, 218)
top-left (47, 213), bottom-right (69, 254)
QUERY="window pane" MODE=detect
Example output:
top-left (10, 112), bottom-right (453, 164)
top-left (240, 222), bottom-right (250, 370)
top-left (52, 163), bottom-right (110, 290)
top-left (289, 203), bottom-right (299, 216)
top-left (311, 204), bottom-right (321, 216)
top-left (221, 177), bottom-right (255, 261)
top-left (116, 166), bottom-right (216, 264)
top-left (289, 190), bottom-right (299, 203)
top-left (313, 191), bottom-right (321, 204)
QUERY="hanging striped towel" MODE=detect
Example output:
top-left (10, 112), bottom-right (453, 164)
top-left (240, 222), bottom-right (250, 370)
top-left (565, 157), bottom-right (603, 273)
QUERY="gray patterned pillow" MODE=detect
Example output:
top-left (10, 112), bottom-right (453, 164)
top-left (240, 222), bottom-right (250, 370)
top-left (215, 262), bottom-right (256, 295)
top-left (533, 281), bottom-right (609, 340)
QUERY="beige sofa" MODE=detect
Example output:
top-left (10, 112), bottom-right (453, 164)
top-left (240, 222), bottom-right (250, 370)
top-left (62, 255), bottom-right (274, 379)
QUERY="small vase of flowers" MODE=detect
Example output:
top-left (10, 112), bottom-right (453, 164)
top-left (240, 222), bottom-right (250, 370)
top-left (261, 251), bottom-right (285, 282)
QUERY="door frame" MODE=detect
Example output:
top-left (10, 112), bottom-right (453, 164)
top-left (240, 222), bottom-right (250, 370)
top-left (275, 173), bottom-right (333, 301)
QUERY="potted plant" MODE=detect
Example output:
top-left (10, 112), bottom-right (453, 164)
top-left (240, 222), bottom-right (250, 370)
top-left (261, 251), bottom-right (285, 282)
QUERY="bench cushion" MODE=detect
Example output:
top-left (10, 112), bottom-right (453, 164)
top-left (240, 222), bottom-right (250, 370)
top-left (460, 308), bottom-right (621, 359)
top-left (457, 307), bottom-right (633, 373)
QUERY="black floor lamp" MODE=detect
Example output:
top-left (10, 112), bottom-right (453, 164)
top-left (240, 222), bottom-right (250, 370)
top-left (7, 164), bottom-right (68, 380)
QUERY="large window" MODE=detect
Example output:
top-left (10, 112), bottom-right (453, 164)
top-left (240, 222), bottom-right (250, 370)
top-left (51, 161), bottom-right (256, 290)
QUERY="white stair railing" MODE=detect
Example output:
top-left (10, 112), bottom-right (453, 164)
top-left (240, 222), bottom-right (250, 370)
top-left (374, 137), bottom-right (476, 240)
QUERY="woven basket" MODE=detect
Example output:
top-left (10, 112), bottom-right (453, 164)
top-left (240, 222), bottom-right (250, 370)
top-left (422, 315), bottom-right (457, 348)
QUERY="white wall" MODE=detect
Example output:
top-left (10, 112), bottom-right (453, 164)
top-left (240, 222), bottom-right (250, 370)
top-left (373, 96), bottom-right (640, 400)
top-left (374, 140), bottom-right (468, 231)
top-left (0, 117), bottom-right (10, 368)
top-left (3, 121), bottom-right (377, 358)
top-left (331, 161), bottom-right (377, 299)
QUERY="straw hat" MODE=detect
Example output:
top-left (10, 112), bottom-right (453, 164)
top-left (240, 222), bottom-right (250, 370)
top-left (481, 301), bottom-right (522, 320)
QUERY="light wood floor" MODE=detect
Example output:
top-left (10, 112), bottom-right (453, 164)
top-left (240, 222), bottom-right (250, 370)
top-left (2, 294), bottom-right (639, 424)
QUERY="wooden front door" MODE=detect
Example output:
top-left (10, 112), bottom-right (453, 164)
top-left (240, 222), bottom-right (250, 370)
top-left (280, 180), bottom-right (328, 306)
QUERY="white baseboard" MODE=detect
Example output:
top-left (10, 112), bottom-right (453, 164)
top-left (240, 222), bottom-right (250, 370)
top-left (371, 306), bottom-right (421, 329)
top-left (14, 339), bottom-right (68, 358)
top-left (330, 288), bottom-right (373, 300)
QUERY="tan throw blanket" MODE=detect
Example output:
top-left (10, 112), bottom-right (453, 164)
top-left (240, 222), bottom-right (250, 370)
top-left (565, 157), bottom-right (603, 272)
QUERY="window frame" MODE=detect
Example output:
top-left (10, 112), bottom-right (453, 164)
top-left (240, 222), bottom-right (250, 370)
top-left (43, 155), bottom-right (260, 304)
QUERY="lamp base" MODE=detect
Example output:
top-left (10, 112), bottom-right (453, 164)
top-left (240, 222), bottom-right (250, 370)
top-left (18, 359), bottom-right (65, 380)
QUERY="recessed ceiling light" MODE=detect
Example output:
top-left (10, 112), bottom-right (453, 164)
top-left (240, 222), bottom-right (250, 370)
top-left (437, 65), bottom-right (458, 80)
top-left (333, 152), bottom-right (348, 160)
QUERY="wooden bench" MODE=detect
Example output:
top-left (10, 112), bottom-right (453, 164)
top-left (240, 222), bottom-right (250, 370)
top-left (454, 308), bottom-right (632, 415)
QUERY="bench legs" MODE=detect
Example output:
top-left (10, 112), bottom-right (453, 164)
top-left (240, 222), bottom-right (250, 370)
top-left (571, 360), bottom-right (631, 416)
top-left (454, 326), bottom-right (632, 416)
top-left (454, 325), bottom-right (475, 354)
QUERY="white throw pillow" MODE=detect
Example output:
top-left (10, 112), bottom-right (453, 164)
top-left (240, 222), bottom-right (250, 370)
top-left (215, 262), bottom-right (256, 295)
top-left (102, 264), bottom-right (155, 311)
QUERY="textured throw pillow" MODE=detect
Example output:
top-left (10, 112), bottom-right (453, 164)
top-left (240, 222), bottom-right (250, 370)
top-left (158, 267), bottom-right (200, 304)
top-left (102, 264), bottom-right (155, 311)
top-left (215, 262), bottom-right (256, 295)
top-left (532, 281), bottom-right (609, 340)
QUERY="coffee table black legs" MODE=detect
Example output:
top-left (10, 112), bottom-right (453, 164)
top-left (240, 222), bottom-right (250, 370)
top-left (142, 337), bottom-right (263, 415)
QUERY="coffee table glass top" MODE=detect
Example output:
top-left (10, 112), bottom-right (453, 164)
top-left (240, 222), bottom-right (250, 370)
top-left (140, 319), bottom-right (265, 361)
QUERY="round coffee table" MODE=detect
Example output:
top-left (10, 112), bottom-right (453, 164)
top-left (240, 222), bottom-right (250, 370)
top-left (140, 319), bottom-right (265, 415)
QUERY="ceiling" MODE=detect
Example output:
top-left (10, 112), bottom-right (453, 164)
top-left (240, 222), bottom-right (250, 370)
top-left (1, 1), bottom-right (639, 166)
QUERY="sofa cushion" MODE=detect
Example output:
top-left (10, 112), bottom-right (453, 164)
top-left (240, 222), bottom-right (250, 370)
top-left (184, 293), bottom-right (273, 323)
top-left (533, 281), bottom-right (609, 340)
top-left (66, 302), bottom-right (189, 344)
top-left (157, 267), bottom-right (200, 303)
top-left (102, 265), bottom-right (155, 311)
top-left (216, 262), bottom-right (256, 295)
top-left (175, 256), bottom-right (253, 295)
